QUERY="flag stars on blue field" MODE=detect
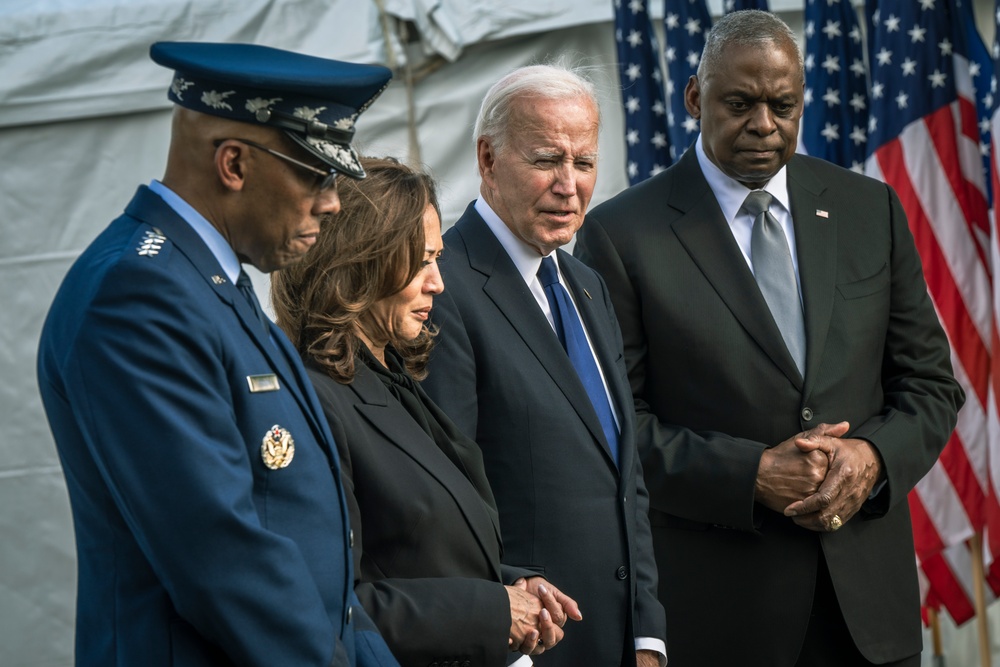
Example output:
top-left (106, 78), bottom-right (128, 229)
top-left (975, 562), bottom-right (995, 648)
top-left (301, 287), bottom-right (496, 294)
top-left (661, 0), bottom-right (710, 166)
top-left (613, 0), bottom-right (671, 183)
top-left (803, 0), bottom-right (867, 168)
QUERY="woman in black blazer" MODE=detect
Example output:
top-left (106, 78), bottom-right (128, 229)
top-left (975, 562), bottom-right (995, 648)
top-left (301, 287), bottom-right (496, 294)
top-left (271, 157), bottom-right (579, 667)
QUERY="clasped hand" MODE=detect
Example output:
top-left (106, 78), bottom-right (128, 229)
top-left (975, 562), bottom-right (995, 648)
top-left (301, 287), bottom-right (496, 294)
top-left (506, 577), bottom-right (582, 656)
top-left (754, 421), bottom-right (882, 532)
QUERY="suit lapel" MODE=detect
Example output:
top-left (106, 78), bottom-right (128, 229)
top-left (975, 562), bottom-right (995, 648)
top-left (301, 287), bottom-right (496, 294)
top-left (349, 364), bottom-right (503, 579)
top-left (669, 151), bottom-right (803, 388)
top-left (455, 208), bottom-right (617, 469)
top-left (125, 187), bottom-right (339, 466)
top-left (786, 155), bottom-right (836, 397)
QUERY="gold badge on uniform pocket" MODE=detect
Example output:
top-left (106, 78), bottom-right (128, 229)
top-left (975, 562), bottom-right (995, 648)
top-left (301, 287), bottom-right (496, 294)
top-left (261, 424), bottom-right (295, 470)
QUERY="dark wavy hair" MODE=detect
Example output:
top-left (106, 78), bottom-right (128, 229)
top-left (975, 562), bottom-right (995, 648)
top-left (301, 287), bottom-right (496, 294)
top-left (271, 156), bottom-right (440, 383)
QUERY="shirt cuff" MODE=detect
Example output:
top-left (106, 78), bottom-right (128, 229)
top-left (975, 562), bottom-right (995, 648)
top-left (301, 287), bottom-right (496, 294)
top-left (635, 637), bottom-right (667, 666)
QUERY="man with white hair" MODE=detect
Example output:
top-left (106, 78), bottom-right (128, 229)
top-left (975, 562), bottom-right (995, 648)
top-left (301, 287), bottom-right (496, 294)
top-left (423, 64), bottom-right (667, 667)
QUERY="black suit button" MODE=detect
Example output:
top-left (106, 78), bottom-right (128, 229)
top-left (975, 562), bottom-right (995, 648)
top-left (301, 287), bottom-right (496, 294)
top-left (801, 407), bottom-right (814, 422)
top-left (616, 565), bottom-right (629, 580)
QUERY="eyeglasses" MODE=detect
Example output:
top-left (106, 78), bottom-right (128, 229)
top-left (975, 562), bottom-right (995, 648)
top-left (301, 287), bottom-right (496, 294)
top-left (214, 138), bottom-right (338, 192)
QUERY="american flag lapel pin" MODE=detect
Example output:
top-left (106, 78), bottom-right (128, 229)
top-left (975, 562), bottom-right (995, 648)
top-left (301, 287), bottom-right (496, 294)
top-left (816, 209), bottom-right (829, 219)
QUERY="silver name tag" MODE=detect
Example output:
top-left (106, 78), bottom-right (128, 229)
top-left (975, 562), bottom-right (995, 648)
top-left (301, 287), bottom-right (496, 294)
top-left (247, 374), bottom-right (280, 393)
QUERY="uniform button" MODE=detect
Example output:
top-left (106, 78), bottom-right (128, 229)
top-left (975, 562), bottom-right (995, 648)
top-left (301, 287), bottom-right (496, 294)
top-left (616, 566), bottom-right (629, 580)
top-left (346, 607), bottom-right (353, 624)
top-left (801, 407), bottom-right (814, 422)
top-left (349, 529), bottom-right (355, 548)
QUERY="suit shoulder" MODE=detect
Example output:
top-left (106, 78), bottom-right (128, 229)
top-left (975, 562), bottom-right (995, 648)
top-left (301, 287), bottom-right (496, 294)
top-left (44, 216), bottom-right (189, 333)
top-left (442, 223), bottom-right (469, 254)
top-left (589, 169), bottom-right (675, 222)
top-left (791, 153), bottom-right (889, 193)
top-left (559, 249), bottom-right (603, 283)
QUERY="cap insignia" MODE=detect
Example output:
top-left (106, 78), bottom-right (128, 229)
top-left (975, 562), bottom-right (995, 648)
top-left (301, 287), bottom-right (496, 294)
top-left (171, 78), bottom-right (195, 101)
top-left (314, 142), bottom-right (360, 171)
top-left (201, 89), bottom-right (235, 110)
top-left (246, 97), bottom-right (282, 115)
top-left (333, 117), bottom-right (355, 131)
top-left (293, 105), bottom-right (327, 121)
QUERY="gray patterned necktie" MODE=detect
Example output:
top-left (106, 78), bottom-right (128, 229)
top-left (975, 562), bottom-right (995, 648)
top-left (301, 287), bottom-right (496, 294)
top-left (744, 190), bottom-right (806, 375)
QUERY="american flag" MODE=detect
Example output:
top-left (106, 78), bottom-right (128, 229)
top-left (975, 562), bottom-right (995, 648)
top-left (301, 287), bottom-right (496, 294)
top-left (613, 0), bottom-right (671, 185)
top-left (985, 0), bottom-right (1000, 610)
top-left (801, 0), bottom-right (868, 171)
top-left (959, 0), bottom-right (994, 212)
top-left (865, 0), bottom-right (993, 624)
top-left (661, 0), bottom-right (711, 163)
top-left (722, 0), bottom-right (769, 11)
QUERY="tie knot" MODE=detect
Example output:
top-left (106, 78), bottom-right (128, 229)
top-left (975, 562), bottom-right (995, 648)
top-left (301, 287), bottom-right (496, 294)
top-left (743, 190), bottom-right (774, 218)
top-left (236, 270), bottom-right (253, 289)
top-left (537, 256), bottom-right (560, 288)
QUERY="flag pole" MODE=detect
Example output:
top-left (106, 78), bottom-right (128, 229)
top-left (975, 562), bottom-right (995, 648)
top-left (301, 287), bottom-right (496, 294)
top-left (928, 605), bottom-right (945, 667)
top-left (970, 533), bottom-right (992, 667)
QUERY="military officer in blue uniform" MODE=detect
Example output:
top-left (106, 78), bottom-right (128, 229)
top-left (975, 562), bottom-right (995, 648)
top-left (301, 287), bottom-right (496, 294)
top-left (37, 42), bottom-right (399, 667)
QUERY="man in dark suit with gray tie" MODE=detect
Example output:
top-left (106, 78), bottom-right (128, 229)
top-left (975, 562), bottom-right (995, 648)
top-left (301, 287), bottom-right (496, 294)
top-left (422, 64), bottom-right (667, 667)
top-left (574, 10), bottom-right (964, 667)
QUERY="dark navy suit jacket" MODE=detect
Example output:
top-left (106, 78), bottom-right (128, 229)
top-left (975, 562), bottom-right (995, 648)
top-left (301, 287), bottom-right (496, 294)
top-left (37, 186), bottom-right (398, 667)
top-left (423, 205), bottom-right (666, 667)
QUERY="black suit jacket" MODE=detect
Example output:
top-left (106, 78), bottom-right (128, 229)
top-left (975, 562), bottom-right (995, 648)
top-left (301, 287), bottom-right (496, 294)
top-left (575, 148), bottom-right (965, 666)
top-left (309, 357), bottom-right (528, 667)
top-left (423, 205), bottom-right (666, 667)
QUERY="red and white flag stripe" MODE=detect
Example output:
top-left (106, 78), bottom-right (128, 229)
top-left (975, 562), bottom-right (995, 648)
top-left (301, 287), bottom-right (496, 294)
top-left (866, 48), bottom-right (992, 624)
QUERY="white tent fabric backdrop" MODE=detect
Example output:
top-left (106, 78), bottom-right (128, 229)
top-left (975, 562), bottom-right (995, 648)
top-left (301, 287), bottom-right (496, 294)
top-left (1, 1), bottom-right (996, 665)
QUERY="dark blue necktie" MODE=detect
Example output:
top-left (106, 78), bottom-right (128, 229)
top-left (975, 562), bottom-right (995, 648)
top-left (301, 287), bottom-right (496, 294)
top-left (537, 256), bottom-right (619, 465)
top-left (237, 270), bottom-right (271, 335)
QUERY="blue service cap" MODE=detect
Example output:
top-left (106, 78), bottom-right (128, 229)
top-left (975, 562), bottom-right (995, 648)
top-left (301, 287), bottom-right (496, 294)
top-left (150, 41), bottom-right (392, 179)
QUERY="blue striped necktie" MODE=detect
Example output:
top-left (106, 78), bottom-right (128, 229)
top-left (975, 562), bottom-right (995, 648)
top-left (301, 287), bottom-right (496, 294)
top-left (537, 256), bottom-right (619, 465)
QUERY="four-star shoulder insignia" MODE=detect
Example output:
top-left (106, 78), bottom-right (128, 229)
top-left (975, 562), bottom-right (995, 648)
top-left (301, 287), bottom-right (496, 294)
top-left (137, 228), bottom-right (167, 256)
